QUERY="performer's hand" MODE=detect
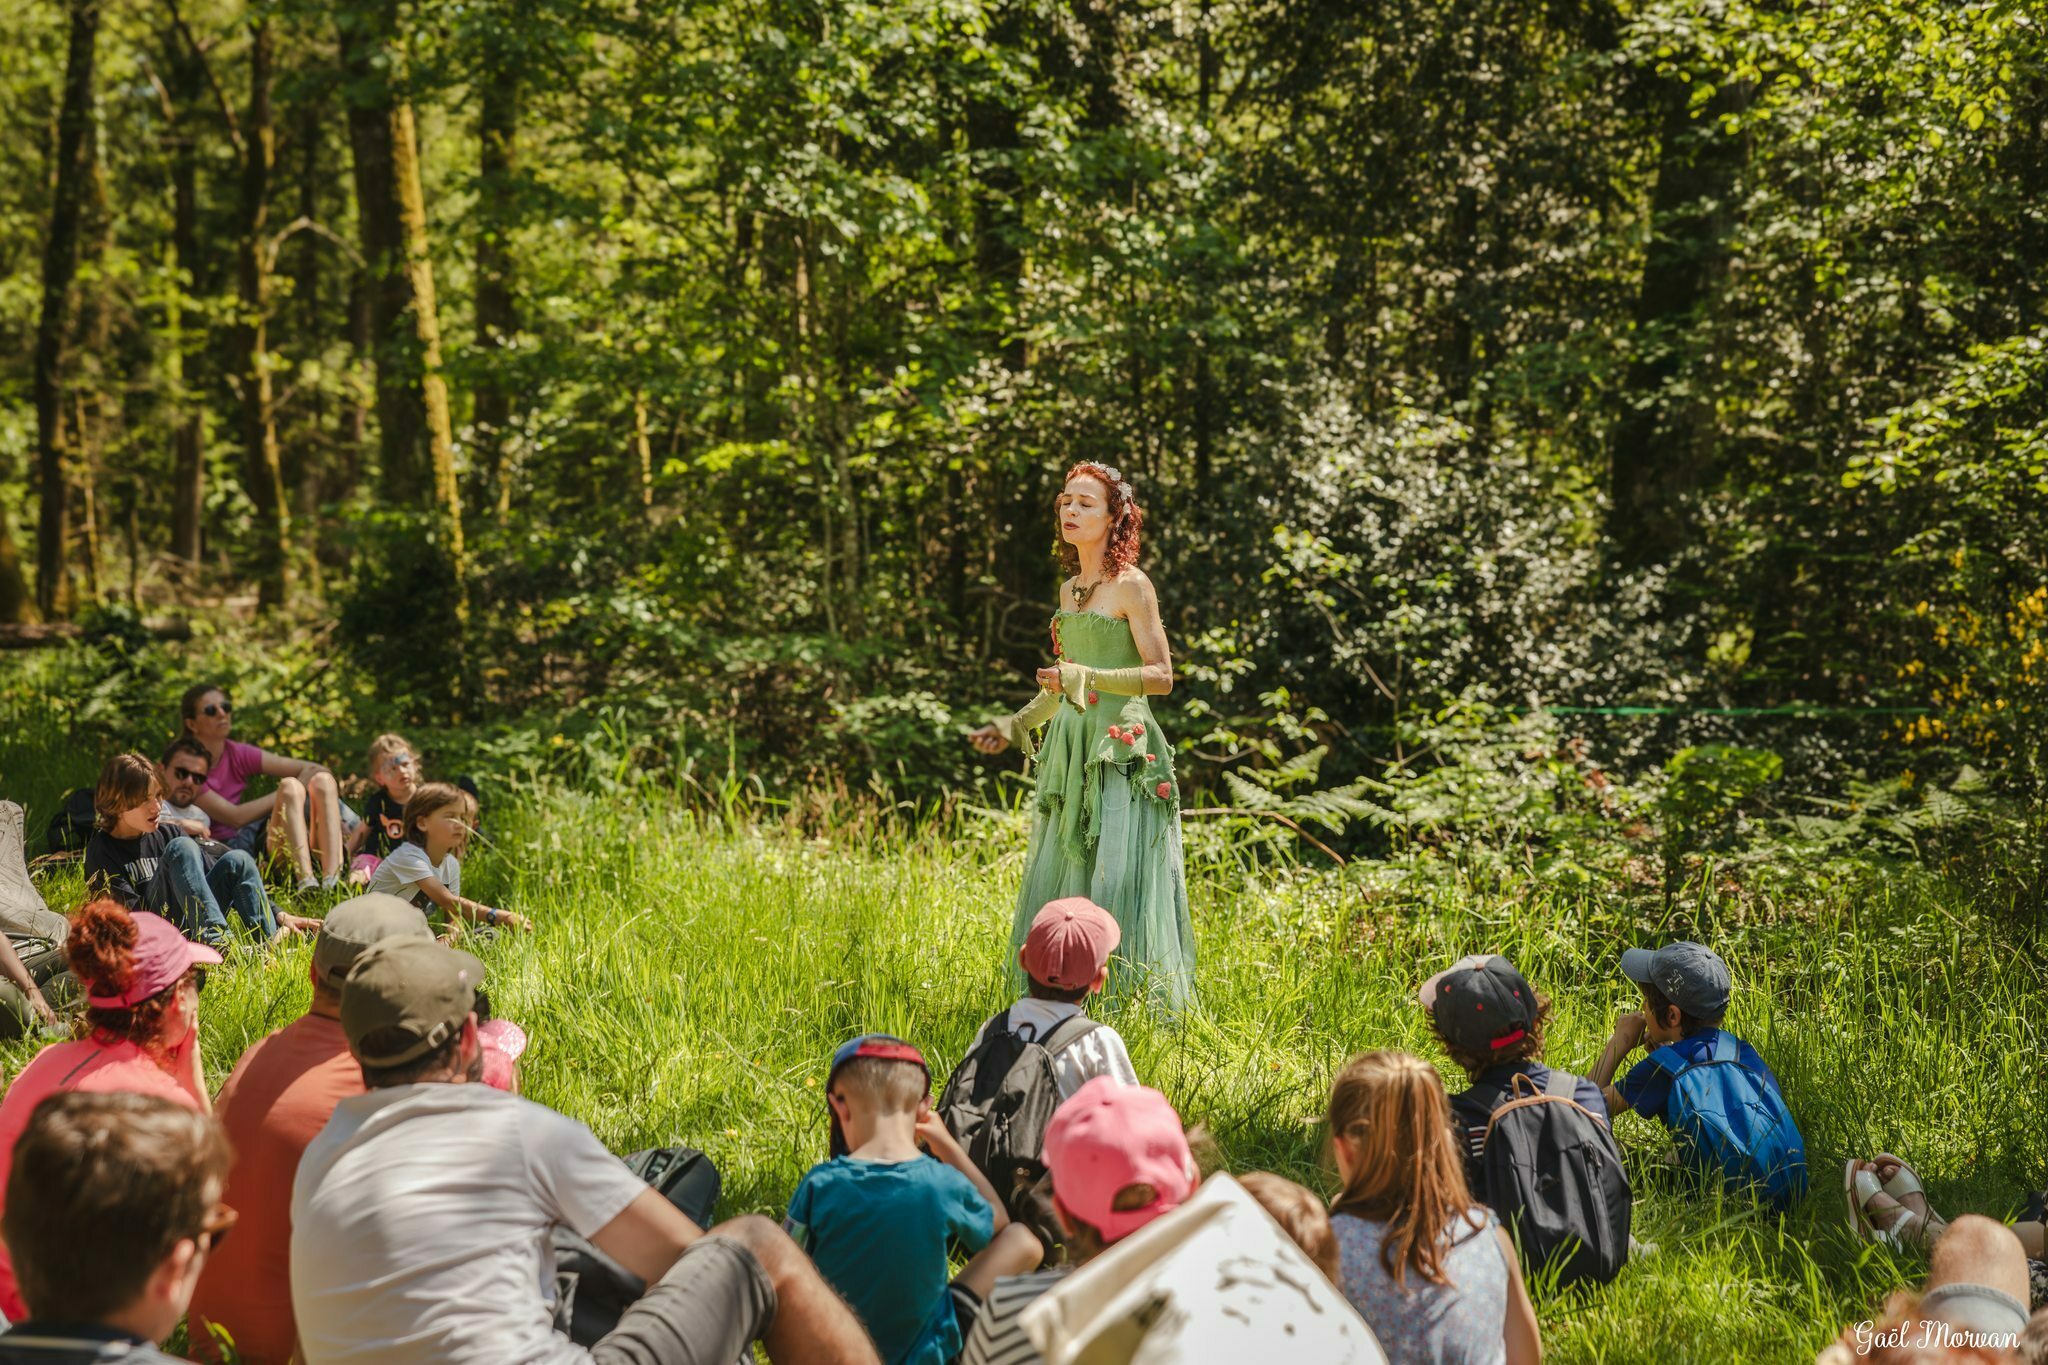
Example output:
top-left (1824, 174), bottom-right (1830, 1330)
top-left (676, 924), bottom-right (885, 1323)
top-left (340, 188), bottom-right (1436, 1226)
top-left (1034, 665), bottom-right (1062, 691)
top-left (967, 724), bottom-right (1010, 755)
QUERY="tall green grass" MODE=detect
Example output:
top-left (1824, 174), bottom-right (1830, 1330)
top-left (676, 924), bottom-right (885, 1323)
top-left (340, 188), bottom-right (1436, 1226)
top-left (2, 685), bottom-right (2042, 1361)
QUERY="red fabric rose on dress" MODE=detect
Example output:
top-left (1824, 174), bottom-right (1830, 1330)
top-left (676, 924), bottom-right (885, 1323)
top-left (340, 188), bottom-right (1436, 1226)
top-left (1155, 781), bottom-right (1172, 799)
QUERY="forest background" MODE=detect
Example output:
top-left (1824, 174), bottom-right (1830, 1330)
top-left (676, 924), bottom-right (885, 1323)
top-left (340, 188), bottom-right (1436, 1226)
top-left (3, 4), bottom-right (2048, 1356)
top-left (0, 0), bottom-right (2045, 879)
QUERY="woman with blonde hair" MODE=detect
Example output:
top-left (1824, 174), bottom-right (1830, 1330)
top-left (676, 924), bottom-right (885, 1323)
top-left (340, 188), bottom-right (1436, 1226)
top-left (1325, 1050), bottom-right (1542, 1365)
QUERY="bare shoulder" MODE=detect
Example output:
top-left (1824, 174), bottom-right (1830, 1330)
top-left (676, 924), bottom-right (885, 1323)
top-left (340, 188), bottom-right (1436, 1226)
top-left (1112, 567), bottom-right (1160, 610)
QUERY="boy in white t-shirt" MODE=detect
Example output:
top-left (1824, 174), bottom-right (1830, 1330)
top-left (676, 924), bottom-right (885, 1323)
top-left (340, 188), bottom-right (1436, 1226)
top-left (365, 783), bottom-right (532, 934)
top-left (965, 898), bottom-right (1139, 1099)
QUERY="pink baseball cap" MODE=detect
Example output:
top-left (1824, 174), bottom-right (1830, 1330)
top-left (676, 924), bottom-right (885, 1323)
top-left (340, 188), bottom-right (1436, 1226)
top-left (1042, 1076), bottom-right (1196, 1243)
top-left (479, 1019), bottom-right (528, 1092)
top-left (84, 911), bottom-right (223, 1009)
top-left (1020, 897), bottom-right (1121, 991)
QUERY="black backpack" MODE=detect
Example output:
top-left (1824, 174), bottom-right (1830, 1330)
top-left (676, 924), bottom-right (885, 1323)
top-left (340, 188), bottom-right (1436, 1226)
top-left (1478, 1069), bottom-right (1632, 1291)
top-left (551, 1146), bottom-right (722, 1346)
top-left (936, 1009), bottom-right (1100, 1258)
top-left (42, 790), bottom-right (97, 856)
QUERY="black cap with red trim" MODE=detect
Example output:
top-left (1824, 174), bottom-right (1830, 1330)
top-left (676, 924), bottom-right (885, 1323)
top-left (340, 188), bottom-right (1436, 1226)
top-left (1419, 954), bottom-right (1538, 1057)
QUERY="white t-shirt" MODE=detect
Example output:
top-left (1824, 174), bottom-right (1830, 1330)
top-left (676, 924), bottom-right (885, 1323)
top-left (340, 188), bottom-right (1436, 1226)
top-left (159, 799), bottom-right (208, 830)
top-left (290, 1083), bottom-right (646, 1365)
top-left (968, 999), bottom-right (1139, 1099)
top-left (366, 841), bottom-right (461, 907)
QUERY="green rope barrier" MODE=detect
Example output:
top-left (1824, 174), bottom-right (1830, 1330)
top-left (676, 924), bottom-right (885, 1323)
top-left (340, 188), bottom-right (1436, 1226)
top-left (1541, 705), bottom-right (1931, 718)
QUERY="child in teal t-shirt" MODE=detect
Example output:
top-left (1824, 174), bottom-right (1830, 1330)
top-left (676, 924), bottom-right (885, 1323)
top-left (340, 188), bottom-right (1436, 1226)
top-left (786, 1035), bottom-right (1044, 1365)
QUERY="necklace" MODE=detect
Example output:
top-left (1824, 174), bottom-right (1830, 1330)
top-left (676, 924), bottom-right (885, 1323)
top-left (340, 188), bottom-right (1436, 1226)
top-left (1073, 574), bottom-right (1103, 609)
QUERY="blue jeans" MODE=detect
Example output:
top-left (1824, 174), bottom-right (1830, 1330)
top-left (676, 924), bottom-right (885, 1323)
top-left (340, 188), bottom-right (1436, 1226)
top-left (155, 838), bottom-right (277, 944)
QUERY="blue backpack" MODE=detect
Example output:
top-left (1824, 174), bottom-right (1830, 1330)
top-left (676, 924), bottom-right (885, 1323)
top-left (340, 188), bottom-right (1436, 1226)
top-left (1646, 1034), bottom-right (1808, 1208)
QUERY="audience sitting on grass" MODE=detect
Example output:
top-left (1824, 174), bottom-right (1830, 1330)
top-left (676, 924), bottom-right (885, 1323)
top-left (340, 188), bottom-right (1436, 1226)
top-left (345, 733), bottom-right (418, 885)
top-left (941, 896), bottom-right (1139, 1262)
top-left (789, 1033), bottom-right (1044, 1365)
top-left (959, 1076), bottom-right (1200, 1365)
top-left (1588, 940), bottom-right (1808, 1208)
top-left (180, 683), bottom-right (356, 894)
top-left (0, 901), bottom-right (220, 1320)
top-left (365, 783), bottom-right (530, 933)
top-left (1845, 1152), bottom-right (2048, 1314)
top-left (1422, 953), bottom-right (1633, 1288)
top-left (83, 753), bottom-right (318, 947)
top-left (1820, 1213), bottom-right (2038, 1365)
top-left (185, 894), bottom-right (436, 1365)
top-left (1241, 1170), bottom-right (1342, 1283)
top-left (0, 1092), bottom-right (234, 1364)
top-left (155, 739), bottom-right (214, 840)
top-left (1326, 1050), bottom-right (1543, 1365)
top-left (290, 936), bottom-right (877, 1364)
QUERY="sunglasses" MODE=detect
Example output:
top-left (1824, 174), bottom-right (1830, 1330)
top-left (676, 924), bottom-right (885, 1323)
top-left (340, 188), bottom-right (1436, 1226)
top-left (201, 702), bottom-right (233, 718)
top-left (170, 765), bottom-right (208, 782)
top-left (196, 1202), bottom-right (239, 1253)
top-left (185, 967), bottom-right (209, 994)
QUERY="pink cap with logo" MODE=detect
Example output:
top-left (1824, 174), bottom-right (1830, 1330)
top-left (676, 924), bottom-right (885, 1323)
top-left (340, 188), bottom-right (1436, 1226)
top-left (479, 1019), bottom-right (528, 1092)
top-left (1042, 1076), bottom-right (1196, 1243)
top-left (1020, 897), bottom-right (1121, 991)
top-left (84, 911), bottom-right (223, 1009)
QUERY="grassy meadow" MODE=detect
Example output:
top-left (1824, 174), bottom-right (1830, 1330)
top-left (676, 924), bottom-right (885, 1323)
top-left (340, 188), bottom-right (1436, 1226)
top-left (1, 689), bottom-right (2043, 1363)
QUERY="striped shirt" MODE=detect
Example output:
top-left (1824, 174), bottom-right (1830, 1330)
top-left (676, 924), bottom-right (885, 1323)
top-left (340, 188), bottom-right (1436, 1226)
top-left (959, 1268), bottom-right (1071, 1365)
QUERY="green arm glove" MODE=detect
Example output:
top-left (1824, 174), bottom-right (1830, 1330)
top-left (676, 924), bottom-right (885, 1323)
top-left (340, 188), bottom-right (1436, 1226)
top-left (990, 687), bottom-right (1061, 760)
top-left (1056, 661), bottom-right (1151, 704)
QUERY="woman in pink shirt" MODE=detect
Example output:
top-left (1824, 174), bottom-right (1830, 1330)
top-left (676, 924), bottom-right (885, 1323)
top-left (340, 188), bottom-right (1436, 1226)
top-left (181, 682), bottom-right (351, 893)
top-left (0, 899), bottom-right (220, 1320)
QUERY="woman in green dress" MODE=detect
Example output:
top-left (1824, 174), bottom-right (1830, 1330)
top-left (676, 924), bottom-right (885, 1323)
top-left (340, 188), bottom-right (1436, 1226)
top-left (967, 463), bottom-right (1195, 1011)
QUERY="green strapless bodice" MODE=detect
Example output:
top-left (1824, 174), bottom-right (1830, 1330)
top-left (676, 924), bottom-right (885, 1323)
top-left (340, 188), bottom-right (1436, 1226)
top-left (1051, 610), bottom-right (1145, 669)
top-left (1032, 611), bottom-right (1178, 867)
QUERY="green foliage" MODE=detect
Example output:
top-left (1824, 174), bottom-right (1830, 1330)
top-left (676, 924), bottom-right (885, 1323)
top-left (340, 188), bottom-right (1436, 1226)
top-left (1659, 744), bottom-right (1786, 879)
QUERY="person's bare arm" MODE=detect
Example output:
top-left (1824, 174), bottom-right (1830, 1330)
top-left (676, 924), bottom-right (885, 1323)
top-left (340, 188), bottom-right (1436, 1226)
top-left (410, 875), bottom-right (532, 931)
top-left (1590, 1010), bottom-right (1645, 1116)
top-left (589, 1187), bottom-right (702, 1287)
top-left (1122, 572), bottom-right (1174, 694)
top-left (1496, 1226), bottom-right (1543, 1365)
top-left (196, 787), bottom-right (279, 828)
top-left (258, 751), bottom-right (331, 783)
top-left (916, 1111), bottom-right (1010, 1232)
top-left (0, 937), bottom-right (52, 1027)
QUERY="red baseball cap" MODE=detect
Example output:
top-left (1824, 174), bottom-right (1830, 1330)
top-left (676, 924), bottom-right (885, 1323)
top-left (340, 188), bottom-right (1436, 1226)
top-left (83, 910), bottom-right (223, 1009)
top-left (1043, 1077), bottom-right (1196, 1243)
top-left (1020, 897), bottom-right (1121, 991)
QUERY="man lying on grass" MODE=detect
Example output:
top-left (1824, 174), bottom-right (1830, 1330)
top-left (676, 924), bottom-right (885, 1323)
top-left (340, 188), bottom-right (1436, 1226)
top-left (290, 936), bottom-right (877, 1365)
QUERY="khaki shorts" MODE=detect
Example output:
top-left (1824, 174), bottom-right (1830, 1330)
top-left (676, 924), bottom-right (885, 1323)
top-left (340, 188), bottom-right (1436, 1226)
top-left (589, 1236), bottom-right (777, 1365)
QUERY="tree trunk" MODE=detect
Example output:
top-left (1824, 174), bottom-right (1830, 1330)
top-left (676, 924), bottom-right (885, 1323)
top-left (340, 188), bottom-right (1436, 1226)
top-left (390, 99), bottom-right (468, 621)
top-left (291, 96), bottom-right (326, 598)
top-left (1608, 78), bottom-right (1755, 567)
top-left (235, 20), bottom-right (292, 610)
top-left (32, 0), bottom-right (101, 620)
top-left (166, 32), bottom-right (206, 567)
top-left (474, 48), bottom-right (521, 517)
top-left (632, 392), bottom-right (655, 516)
top-left (339, 7), bottom-right (428, 500)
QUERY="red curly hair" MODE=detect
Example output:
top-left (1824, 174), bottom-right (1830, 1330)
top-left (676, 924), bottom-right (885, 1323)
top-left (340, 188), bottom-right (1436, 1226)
top-left (66, 899), bottom-right (184, 1060)
top-left (1055, 462), bottom-right (1145, 582)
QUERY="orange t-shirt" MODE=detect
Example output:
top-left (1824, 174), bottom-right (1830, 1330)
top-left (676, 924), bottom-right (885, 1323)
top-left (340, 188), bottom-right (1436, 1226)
top-left (0, 1038), bottom-right (199, 1320)
top-left (188, 1012), bottom-right (362, 1365)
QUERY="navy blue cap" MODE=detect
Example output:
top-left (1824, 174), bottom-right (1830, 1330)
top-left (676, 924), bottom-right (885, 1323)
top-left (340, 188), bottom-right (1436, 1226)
top-left (1619, 942), bottom-right (1731, 1018)
top-left (825, 1033), bottom-right (929, 1156)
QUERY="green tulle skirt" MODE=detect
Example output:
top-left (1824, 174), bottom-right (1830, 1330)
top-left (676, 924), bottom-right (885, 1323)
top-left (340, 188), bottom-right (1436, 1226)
top-left (1007, 611), bottom-right (1196, 1012)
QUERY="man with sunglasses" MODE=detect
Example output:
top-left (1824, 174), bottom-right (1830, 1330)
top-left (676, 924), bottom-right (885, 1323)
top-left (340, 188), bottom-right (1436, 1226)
top-left (0, 1090), bottom-right (233, 1361)
top-left (155, 738), bottom-right (214, 841)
